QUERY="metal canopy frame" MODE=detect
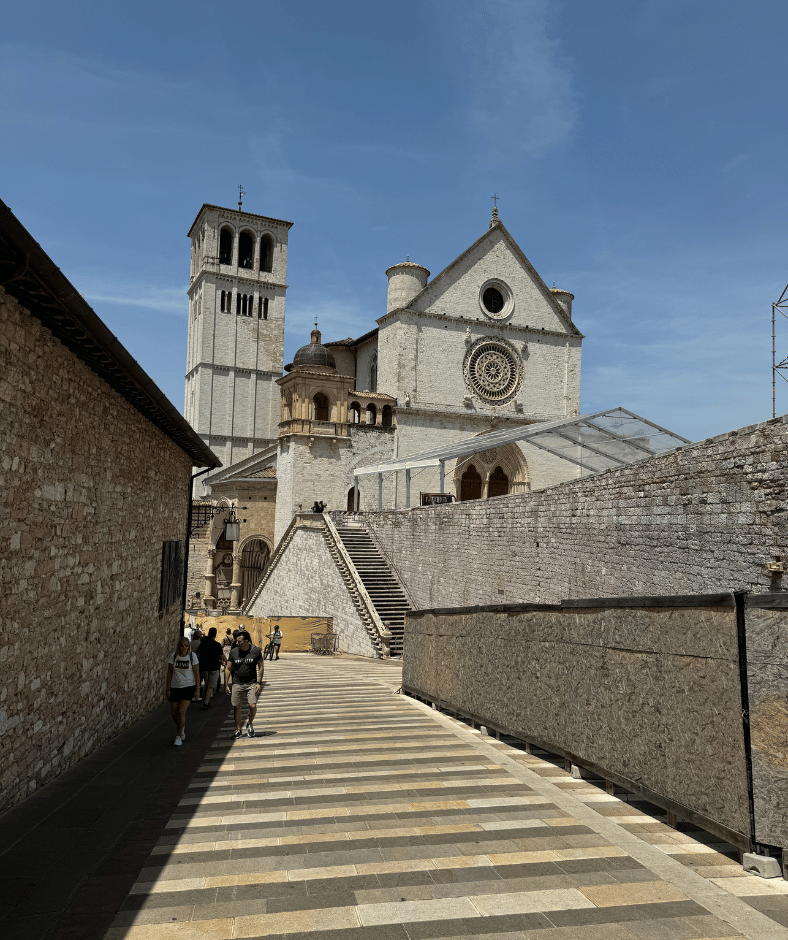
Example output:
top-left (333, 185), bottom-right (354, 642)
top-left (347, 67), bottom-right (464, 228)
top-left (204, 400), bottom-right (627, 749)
top-left (352, 408), bottom-right (691, 510)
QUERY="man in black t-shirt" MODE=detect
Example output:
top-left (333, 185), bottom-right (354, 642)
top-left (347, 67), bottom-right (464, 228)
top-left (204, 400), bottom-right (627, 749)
top-left (197, 626), bottom-right (224, 709)
top-left (225, 631), bottom-right (264, 738)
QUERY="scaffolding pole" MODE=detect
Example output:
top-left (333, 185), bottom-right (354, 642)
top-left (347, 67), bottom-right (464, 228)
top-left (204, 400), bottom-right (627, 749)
top-left (773, 283), bottom-right (788, 418)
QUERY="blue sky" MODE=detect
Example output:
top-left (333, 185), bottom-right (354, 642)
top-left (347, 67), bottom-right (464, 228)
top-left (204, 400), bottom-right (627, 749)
top-left (3, 0), bottom-right (788, 442)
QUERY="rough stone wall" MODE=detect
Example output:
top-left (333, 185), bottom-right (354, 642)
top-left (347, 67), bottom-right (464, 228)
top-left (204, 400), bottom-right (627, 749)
top-left (403, 600), bottom-right (751, 841)
top-left (245, 523), bottom-right (377, 657)
top-left (0, 287), bottom-right (194, 812)
top-left (366, 416), bottom-right (788, 608)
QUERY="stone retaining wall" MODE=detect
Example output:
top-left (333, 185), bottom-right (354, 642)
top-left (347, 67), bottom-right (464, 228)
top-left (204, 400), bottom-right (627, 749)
top-left (403, 593), bottom-right (788, 851)
top-left (366, 415), bottom-right (788, 607)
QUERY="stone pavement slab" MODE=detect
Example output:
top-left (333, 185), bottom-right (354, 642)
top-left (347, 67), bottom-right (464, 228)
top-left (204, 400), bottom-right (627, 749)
top-left (5, 654), bottom-right (788, 939)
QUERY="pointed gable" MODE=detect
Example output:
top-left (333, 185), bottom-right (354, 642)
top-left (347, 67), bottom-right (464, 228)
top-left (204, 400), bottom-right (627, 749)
top-left (403, 222), bottom-right (580, 337)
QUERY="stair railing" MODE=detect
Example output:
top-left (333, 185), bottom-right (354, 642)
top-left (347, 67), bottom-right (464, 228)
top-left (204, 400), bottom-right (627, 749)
top-left (322, 512), bottom-right (392, 657)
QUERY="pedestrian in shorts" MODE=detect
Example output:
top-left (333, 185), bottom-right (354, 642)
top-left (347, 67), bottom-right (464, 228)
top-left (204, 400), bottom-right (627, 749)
top-left (166, 637), bottom-right (200, 746)
top-left (225, 630), bottom-right (264, 738)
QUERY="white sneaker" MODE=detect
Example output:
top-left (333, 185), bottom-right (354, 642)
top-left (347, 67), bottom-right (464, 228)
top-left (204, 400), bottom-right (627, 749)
top-left (174, 737), bottom-right (182, 746)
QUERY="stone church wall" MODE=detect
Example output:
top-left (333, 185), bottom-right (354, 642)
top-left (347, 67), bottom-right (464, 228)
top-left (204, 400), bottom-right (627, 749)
top-left (0, 287), bottom-right (193, 812)
top-left (245, 523), bottom-right (377, 657)
top-left (365, 415), bottom-right (788, 609)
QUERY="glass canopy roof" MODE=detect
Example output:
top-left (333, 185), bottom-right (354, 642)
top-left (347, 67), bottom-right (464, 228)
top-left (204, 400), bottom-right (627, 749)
top-left (354, 408), bottom-right (691, 484)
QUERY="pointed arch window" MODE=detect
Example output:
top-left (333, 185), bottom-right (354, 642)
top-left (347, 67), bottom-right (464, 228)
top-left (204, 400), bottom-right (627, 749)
top-left (488, 465), bottom-right (509, 498)
top-left (370, 353), bottom-right (378, 392)
top-left (460, 464), bottom-right (482, 502)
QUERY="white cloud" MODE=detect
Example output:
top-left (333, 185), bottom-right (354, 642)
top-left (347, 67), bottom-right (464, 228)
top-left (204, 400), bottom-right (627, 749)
top-left (440, 0), bottom-right (577, 159)
top-left (83, 283), bottom-right (187, 315)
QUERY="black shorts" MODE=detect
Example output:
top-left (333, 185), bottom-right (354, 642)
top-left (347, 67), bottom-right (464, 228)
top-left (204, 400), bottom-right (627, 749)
top-left (169, 686), bottom-right (195, 702)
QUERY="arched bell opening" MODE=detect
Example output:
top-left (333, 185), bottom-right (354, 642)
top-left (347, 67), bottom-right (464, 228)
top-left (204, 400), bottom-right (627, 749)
top-left (365, 403), bottom-right (377, 425)
top-left (238, 231), bottom-right (254, 269)
top-left (260, 234), bottom-right (274, 273)
top-left (219, 227), bottom-right (233, 265)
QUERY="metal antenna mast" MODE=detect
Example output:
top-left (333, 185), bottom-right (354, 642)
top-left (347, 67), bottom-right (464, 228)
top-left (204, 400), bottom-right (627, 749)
top-left (772, 285), bottom-right (788, 418)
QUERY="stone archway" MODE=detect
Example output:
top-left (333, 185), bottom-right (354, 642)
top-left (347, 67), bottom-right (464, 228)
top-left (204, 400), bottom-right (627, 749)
top-left (239, 537), bottom-right (270, 607)
top-left (453, 443), bottom-right (529, 500)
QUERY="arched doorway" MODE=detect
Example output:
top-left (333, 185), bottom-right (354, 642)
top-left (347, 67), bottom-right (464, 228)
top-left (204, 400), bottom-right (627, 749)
top-left (488, 465), bottom-right (509, 498)
top-left (240, 538), bottom-right (270, 606)
top-left (460, 464), bottom-right (482, 501)
top-left (347, 486), bottom-right (360, 511)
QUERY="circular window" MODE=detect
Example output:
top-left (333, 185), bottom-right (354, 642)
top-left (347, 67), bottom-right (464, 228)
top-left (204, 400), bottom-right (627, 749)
top-left (478, 279), bottom-right (514, 320)
top-left (463, 337), bottom-right (523, 405)
top-left (482, 287), bottom-right (504, 314)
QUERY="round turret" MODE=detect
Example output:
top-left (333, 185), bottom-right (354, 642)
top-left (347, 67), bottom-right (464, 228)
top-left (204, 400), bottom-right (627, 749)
top-left (286, 327), bottom-right (336, 372)
top-left (385, 261), bottom-right (429, 314)
top-left (550, 286), bottom-right (574, 320)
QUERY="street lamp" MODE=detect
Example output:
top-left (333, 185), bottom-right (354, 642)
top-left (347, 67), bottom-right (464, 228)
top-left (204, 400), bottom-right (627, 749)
top-left (224, 507), bottom-right (241, 542)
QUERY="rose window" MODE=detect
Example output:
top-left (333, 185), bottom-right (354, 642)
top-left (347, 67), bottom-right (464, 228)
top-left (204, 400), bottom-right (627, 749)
top-left (464, 338), bottom-right (523, 404)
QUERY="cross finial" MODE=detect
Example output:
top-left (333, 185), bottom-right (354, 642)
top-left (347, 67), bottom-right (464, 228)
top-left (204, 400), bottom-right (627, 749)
top-left (491, 193), bottom-right (500, 208)
top-left (238, 184), bottom-right (245, 210)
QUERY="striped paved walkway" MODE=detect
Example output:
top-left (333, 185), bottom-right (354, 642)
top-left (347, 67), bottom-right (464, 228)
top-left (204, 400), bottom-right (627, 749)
top-left (106, 656), bottom-right (788, 940)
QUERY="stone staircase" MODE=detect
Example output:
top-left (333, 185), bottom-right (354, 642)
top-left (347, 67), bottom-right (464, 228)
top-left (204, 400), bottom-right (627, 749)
top-left (330, 519), bottom-right (412, 657)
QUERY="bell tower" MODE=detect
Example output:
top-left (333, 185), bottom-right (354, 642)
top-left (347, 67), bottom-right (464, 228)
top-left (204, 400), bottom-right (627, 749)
top-left (184, 202), bottom-right (293, 475)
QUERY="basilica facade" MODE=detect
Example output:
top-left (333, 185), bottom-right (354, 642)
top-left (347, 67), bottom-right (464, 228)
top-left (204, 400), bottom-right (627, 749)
top-left (185, 203), bottom-right (583, 611)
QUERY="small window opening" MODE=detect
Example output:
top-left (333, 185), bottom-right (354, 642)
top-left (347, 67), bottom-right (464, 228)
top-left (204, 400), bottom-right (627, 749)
top-left (263, 297), bottom-right (269, 320)
top-left (221, 290), bottom-right (226, 312)
top-left (258, 297), bottom-right (262, 319)
top-left (313, 393), bottom-right (329, 421)
top-left (370, 353), bottom-right (378, 392)
top-left (236, 293), bottom-right (241, 316)
top-left (239, 232), bottom-right (254, 269)
top-left (483, 287), bottom-right (504, 314)
top-left (219, 227), bottom-right (233, 265)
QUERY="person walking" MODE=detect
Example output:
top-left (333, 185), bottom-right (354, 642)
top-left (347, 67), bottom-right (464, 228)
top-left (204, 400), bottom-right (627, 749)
top-left (197, 626), bottom-right (224, 709)
top-left (225, 630), bottom-right (264, 738)
top-left (166, 636), bottom-right (200, 746)
top-left (267, 626), bottom-right (283, 660)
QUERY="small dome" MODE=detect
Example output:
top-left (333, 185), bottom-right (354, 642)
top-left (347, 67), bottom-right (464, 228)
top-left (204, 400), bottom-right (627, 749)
top-left (289, 327), bottom-right (336, 372)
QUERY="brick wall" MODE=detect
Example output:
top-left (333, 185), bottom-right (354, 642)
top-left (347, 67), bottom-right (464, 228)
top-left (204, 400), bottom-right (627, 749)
top-left (0, 287), bottom-right (194, 812)
top-left (365, 416), bottom-right (788, 609)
